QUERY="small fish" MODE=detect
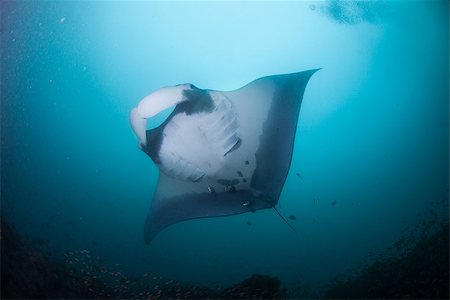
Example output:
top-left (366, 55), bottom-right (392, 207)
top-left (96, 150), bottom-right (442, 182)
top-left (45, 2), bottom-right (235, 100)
top-left (289, 215), bottom-right (296, 220)
top-left (208, 185), bottom-right (217, 197)
top-left (246, 221), bottom-right (252, 226)
top-left (243, 199), bottom-right (255, 208)
top-left (225, 185), bottom-right (236, 193)
top-left (296, 172), bottom-right (302, 179)
top-left (331, 201), bottom-right (337, 206)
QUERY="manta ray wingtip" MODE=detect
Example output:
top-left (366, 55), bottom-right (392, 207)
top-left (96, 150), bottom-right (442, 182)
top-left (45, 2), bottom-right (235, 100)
top-left (305, 68), bottom-right (322, 75)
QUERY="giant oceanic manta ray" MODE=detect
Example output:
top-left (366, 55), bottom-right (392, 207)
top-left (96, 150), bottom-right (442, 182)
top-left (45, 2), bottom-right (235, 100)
top-left (130, 70), bottom-right (319, 244)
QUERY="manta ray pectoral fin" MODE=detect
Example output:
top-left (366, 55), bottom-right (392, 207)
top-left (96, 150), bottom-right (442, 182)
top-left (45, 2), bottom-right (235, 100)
top-left (223, 69), bottom-right (320, 203)
top-left (144, 172), bottom-right (272, 244)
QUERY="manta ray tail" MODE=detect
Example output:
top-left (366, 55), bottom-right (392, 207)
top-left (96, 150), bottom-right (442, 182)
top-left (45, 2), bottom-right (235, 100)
top-left (273, 206), bottom-right (298, 235)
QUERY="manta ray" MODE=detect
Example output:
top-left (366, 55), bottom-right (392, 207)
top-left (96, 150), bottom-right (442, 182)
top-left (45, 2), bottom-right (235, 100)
top-left (130, 70), bottom-right (319, 243)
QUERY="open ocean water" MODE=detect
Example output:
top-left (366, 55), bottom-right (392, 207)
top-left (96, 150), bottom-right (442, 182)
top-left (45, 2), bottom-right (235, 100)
top-left (1, 1), bottom-right (449, 299)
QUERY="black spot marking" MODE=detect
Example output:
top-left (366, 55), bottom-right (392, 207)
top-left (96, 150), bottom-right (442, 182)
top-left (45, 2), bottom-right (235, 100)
top-left (217, 179), bottom-right (230, 186)
top-left (217, 178), bottom-right (240, 186)
top-left (217, 179), bottom-right (231, 185)
top-left (289, 215), bottom-right (296, 220)
top-left (237, 171), bottom-right (243, 177)
top-left (245, 160), bottom-right (249, 165)
top-left (243, 178), bottom-right (247, 183)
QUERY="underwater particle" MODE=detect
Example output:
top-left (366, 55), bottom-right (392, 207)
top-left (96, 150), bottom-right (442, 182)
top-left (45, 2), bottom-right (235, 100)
top-left (246, 221), bottom-right (252, 226)
top-left (309, 4), bottom-right (316, 10)
top-left (331, 201), bottom-right (337, 206)
top-left (59, 17), bottom-right (65, 23)
top-left (289, 215), bottom-right (296, 221)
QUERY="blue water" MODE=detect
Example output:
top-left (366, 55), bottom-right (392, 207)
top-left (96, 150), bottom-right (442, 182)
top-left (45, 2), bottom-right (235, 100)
top-left (2, 1), bottom-right (448, 296)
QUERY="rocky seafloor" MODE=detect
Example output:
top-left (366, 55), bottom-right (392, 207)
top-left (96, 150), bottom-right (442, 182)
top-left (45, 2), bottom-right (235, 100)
top-left (324, 222), bottom-right (449, 299)
top-left (1, 217), bottom-right (448, 299)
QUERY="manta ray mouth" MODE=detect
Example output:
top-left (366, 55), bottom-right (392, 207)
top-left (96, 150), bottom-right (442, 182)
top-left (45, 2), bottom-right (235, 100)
top-left (145, 105), bottom-right (176, 130)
